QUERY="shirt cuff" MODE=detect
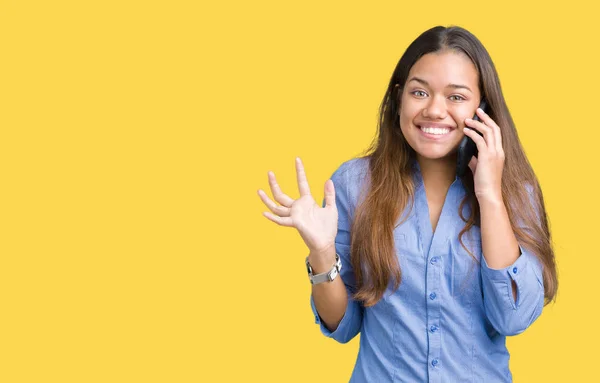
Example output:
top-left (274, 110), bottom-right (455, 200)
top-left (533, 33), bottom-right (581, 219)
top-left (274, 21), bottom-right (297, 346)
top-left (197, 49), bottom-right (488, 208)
top-left (480, 244), bottom-right (545, 335)
top-left (481, 244), bottom-right (540, 309)
top-left (310, 291), bottom-right (361, 340)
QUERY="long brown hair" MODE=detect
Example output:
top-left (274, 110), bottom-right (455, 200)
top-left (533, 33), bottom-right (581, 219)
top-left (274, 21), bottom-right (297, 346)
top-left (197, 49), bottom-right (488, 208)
top-left (349, 25), bottom-right (558, 307)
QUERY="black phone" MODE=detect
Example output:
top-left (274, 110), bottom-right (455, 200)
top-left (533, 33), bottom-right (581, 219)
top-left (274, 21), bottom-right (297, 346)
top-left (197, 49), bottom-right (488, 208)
top-left (456, 99), bottom-right (488, 177)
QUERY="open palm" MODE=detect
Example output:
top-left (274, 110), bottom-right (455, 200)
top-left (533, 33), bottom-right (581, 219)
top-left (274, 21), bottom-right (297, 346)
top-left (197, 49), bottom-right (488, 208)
top-left (257, 157), bottom-right (338, 254)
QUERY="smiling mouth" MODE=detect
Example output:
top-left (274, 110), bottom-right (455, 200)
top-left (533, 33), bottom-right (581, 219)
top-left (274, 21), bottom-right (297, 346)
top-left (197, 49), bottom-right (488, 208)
top-left (417, 125), bottom-right (453, 136)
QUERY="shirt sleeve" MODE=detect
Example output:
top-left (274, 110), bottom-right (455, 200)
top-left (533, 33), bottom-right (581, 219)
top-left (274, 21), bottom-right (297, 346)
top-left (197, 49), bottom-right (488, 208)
top-left (481, 245), bottom-right (544, 336)
top-left (481, 183), bottom-right (545, 336)
top-left (309, 162), bottom-right (364, 344)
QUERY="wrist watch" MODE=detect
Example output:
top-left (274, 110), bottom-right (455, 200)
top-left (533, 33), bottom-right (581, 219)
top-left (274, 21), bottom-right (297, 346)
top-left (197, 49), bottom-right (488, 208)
top-left (305, 253), bottom-right (342, 285)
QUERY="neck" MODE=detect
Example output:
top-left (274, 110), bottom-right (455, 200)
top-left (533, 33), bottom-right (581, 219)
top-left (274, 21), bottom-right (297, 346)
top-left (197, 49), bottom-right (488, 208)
top-left (416, 154), bottom-right (457, 189)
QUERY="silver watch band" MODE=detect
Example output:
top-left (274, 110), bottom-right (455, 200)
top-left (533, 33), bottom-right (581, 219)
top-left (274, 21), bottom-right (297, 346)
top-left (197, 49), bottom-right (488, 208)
top-left (305, 253), bottom-right (342, 285)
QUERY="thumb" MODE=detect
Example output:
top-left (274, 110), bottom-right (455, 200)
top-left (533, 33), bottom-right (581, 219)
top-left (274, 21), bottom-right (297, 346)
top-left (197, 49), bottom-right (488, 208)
top-left (468, 156), bottom-right (478, 175)
top-left (323, 179), bottom-right (336, 209)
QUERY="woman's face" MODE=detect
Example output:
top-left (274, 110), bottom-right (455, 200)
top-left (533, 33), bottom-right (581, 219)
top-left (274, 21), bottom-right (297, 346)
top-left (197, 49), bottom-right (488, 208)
top-left (399, 50), bottom-right (481, 161)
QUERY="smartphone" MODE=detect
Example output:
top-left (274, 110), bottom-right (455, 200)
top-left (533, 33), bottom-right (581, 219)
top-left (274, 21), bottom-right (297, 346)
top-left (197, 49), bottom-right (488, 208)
top-left (456, 99), bottom-right (488, 177)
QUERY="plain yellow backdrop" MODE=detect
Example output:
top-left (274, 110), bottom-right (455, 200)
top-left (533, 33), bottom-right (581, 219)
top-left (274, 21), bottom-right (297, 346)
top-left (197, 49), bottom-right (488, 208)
top-left (0, 0), bottom-right (597, 382)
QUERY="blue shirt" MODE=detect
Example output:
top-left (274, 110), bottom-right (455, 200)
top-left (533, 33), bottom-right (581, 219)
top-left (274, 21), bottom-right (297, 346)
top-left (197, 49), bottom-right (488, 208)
top-left (310, 157), bottom-right (545, 382)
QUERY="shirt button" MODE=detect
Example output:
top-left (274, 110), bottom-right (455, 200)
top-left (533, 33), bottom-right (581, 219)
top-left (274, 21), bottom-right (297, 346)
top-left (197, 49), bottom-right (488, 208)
top-left (430, 325), bottom-right (438, 333)
top-left (513, 267), bottom-right (518, 274)
top-left (431, 359), bottom-right (439, 367)
top-left (430, 257), bottom-right (439, 265)
top-left (429, 292), bottom-right (437, 300)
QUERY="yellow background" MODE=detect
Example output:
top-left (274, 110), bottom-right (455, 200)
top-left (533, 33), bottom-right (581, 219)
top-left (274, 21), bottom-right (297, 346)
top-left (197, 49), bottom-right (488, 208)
top-left (0, 0), bottom-right (596, 382)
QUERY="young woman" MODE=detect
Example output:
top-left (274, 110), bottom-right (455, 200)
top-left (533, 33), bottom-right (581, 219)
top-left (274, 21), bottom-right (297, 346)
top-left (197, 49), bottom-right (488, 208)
top-left (257, 25), bottom-right (558, 382)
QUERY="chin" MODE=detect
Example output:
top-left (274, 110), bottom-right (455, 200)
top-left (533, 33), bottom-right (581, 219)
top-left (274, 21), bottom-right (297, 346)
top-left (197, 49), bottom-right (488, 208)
top-left (414, 146), bottom-right (459, 161)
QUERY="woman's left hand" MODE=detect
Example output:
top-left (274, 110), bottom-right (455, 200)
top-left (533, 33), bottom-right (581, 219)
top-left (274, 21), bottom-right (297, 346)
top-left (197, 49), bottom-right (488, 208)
top-left (463, 107), bottom-right (505, 203)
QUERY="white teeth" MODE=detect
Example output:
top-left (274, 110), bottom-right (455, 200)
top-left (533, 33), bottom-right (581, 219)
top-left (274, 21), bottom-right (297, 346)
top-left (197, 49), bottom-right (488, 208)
top-left (419, 126), bottom-right (450, 135)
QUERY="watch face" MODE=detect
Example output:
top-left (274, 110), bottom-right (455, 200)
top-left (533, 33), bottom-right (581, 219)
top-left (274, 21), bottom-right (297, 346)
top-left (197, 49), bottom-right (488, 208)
top-left (305, 258), bottom-right (313, 275)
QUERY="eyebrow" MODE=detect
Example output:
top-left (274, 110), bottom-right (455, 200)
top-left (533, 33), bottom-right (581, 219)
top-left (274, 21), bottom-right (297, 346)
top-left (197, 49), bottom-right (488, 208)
top-left (407, 76), bottom-right (473, 93)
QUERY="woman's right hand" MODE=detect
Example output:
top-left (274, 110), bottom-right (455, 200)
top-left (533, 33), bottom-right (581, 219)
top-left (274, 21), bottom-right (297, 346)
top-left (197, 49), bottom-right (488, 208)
top-left (257, 157), bottom-right (338, 255)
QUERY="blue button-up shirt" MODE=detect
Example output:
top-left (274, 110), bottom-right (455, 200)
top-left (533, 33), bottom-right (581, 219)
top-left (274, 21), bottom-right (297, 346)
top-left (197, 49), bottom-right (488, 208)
top-left (310, 157), bottom-right (545, 382)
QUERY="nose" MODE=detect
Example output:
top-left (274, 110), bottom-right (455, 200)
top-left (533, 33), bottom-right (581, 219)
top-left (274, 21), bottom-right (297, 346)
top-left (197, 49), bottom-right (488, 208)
top-left (423, 96), bottom-right (447, 119)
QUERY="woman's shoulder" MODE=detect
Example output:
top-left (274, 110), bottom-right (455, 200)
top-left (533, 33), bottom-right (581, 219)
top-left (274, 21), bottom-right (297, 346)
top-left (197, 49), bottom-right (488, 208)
top-left (330, 156), bottom-right (371, 207)
top-left (334, 156), bottom-right (370, 182)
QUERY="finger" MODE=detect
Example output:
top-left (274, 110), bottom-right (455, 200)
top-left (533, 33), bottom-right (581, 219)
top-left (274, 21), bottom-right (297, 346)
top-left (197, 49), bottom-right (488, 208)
top-left (268, 171), bottom-right (294, 207)
top-left (323, 179), bottom-right (336, 209)
top-left (295, 157), bottom-right (312, 197)
top-left (463, 127), bottom-right (487, 153)
top-left (465, 117), bottom-right (495, 151)
top-left (257, 189), bottom-right (291, 217)
top-left (476, 107), bottom-right (503, 152)
top-left (262, 211), bottom-right (294, 227)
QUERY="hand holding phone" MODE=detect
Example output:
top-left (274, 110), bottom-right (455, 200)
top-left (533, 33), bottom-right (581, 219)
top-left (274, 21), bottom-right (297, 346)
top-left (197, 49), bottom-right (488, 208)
top-left (456, 100), bottom-right (488, 177)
